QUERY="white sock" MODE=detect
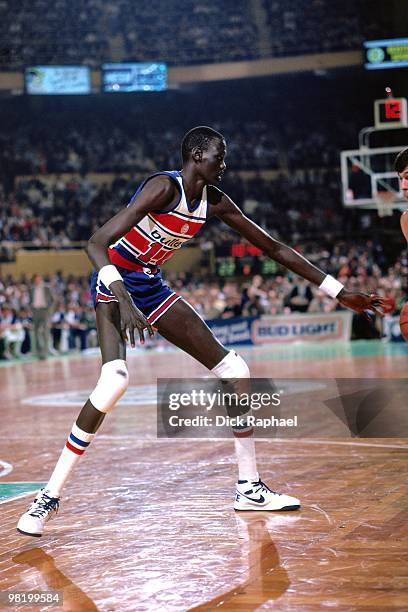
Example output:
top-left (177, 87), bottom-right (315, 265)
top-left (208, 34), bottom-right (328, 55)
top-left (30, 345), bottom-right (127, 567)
top-left (211, 352), bottom-right (258, 482)
top-left (46, 423), bottom-right (95, 497)
top-left (234, 436), bottom-right (258, 482)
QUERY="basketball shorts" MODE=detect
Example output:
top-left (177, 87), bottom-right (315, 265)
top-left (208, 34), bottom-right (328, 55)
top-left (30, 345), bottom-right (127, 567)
top-left (90, 265), bottom-right (181, 325)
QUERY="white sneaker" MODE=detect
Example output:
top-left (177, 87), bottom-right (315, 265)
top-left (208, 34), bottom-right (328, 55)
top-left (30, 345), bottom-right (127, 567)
top-left (234, 476), bottom-right (300, 511)
top-left (17, 489), bottom-right (60, 537)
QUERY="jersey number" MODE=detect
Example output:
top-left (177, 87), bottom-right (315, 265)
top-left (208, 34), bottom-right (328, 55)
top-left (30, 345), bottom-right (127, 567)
top-left (138, 241), bottom-right (174, 265)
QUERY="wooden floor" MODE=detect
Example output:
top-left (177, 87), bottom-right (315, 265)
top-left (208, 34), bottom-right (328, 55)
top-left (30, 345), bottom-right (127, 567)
top-left (0, 340), bottom-right (407, 611)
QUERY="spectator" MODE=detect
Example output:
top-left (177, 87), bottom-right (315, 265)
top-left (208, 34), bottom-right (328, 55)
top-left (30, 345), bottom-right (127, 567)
top-left (0, 305), bottom-right (25, 359)
top-left (28, 274), bottom-right (54, 360)
top-left (50, 301), bottom-right (67, 353)
top-left (286, 278), bottom-right (314, 313)
top-left (221, 295), bottom-right (243, 319)
top-left (243, 295), bottom-right (265, 317)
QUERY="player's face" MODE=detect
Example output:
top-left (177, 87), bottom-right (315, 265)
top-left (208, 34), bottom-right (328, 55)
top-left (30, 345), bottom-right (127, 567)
top-left (202, 139), bottom-right (227, 183)
top-left (399, 165), bottom-right (408, 201)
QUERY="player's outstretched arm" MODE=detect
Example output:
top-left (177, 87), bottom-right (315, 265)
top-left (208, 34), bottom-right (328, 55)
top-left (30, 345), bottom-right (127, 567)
top-left (211, 190), bottom-right (390, 317)
top-left (86, 176), bottom-right (177, 344)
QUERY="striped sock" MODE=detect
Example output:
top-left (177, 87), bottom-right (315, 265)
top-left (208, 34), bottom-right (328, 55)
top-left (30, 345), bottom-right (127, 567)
top-left (46, 423), bottom-right (95, 498)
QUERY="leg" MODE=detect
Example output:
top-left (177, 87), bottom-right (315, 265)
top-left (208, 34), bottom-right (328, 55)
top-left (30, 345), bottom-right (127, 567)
top-left (68, 328), bottom-right (75, 350)
top-left (157, 299), bottom-right (257, 478)
top-left (79, 329), bottom-right (88, 351)
top-left (156, 299), bottom-right (227, 368)
top-left (17, 303), bottom-right (128, 537)
top-left (37, 315), bottom-right (48, 359)
top-left (158, 299), bottom-right (300, 512)
top-left (75, 303), bottom-right (126, 431)
top-left (32, 314), bottom-right (41, 358)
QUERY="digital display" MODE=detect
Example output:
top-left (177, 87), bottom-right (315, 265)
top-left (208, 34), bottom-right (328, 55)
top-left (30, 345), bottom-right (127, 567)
top-left (374, 97), bottom-right (407, 129)
top-left (102, 63), bottom-right (167, 92)
top-left (364, 38), bottom-right (408, 70)
top-left (216, 256), bottom-right (278, 277)
top-left (25, 66), bottom-right (91, 95)
top-left (379, 100), bottom-right (402, 123)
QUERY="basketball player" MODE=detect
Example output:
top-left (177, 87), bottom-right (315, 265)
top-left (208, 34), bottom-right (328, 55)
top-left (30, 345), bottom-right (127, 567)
top-left (395, 147), bottom-right (408, 202)
top-left (395, 147), bottom-right (408, 256)
top-left (17, 126), bottom-right (389, 537)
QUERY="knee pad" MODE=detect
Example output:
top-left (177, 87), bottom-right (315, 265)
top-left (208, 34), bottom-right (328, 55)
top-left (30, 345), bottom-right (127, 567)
top-left (211, 350), bottom-right (250, 380)
top-left (212, 351), bottom-right (251, 421)
top-left (89, 359), bottom-right (129, 413)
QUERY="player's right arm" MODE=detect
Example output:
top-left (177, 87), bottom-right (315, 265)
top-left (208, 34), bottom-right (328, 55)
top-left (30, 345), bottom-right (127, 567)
top-left (86, 176), bottom-right (178, 345)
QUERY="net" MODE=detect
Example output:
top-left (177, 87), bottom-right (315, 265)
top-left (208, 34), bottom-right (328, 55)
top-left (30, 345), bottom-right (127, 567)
top-left (375, 191), bottom-right (395, 218)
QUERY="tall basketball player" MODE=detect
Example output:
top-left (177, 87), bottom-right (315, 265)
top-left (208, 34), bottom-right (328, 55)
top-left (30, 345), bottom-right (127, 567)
top-left (17, 126), bottom-right (389, 536)
top-left (395, 147), bottom-right (408, 202)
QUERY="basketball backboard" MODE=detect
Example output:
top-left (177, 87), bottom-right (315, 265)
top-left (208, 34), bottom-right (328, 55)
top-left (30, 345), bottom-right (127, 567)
top-left (341, 145), bottom-right (407, 211)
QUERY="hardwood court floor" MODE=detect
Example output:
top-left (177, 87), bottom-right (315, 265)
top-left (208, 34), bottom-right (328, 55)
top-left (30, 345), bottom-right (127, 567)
top-left (0, 340), bottom-right (407, 611)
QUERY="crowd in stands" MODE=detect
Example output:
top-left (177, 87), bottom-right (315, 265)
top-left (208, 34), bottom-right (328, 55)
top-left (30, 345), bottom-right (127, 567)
top-left (2, 163), bottom-right (401, 247)
top-left (0, 92), bottom-right (395, 246)
top-left (0, 272), bottom-right (97, 358)
top-left (0, 241), bottom-right (405, 358)
top-left (120, 1), bottom-right (258, 65)
top-left (0, 0), bottom-right (392, 69)
top-left (263, 0), bottom-right (389, 57)
top-left (0, 121), bottom-right (281, 182)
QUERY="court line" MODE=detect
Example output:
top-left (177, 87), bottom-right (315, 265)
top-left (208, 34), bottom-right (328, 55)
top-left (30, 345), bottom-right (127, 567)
top-left (0, 493), bottom-right (37, 506)
top-left (271, 439), bottom-right (408, 449)
top-left (0, 436), bottom-right (406, 449)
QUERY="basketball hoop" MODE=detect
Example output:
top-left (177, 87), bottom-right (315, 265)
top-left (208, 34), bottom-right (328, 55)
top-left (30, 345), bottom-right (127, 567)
top-left (375, 191), bottom-right (395, 218)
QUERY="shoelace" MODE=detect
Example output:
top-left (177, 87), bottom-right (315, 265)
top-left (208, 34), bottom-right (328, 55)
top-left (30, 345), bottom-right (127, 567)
top-left (252, 479), bottom-right (281, 496)
top-left (29, 492), bottom-right (59, 518)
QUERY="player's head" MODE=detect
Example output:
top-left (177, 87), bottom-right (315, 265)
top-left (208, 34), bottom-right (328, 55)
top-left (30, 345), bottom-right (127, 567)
top-left (181, 126), bottom-right (226, 182)
top-left (395, 147), bottom-right (408, 201)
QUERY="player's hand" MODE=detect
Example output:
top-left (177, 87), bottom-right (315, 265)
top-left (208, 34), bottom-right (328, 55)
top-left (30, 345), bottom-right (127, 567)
top-left (118, 298), bottom-right (154, 346)
top-left (337, 289), bottom-right (394, 320)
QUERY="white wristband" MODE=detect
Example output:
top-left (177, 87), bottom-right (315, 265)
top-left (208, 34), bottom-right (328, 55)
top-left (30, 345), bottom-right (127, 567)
top-left (319, 275), bottom-right (344, 299)
top-left (98, 265), bottom-right (123, 288)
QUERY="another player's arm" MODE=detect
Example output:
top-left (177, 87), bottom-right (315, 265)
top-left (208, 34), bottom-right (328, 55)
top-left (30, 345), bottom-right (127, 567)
top-left (87, 176), bottom-right (178, 344)
top-left (210, 189), bottom-right (388, 316)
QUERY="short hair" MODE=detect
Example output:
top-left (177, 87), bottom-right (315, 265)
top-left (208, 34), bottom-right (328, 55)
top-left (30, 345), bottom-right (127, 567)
top-left (181, 126), bottom-right (224, 163)
top-left (394, 147), bottom-right (408, 173)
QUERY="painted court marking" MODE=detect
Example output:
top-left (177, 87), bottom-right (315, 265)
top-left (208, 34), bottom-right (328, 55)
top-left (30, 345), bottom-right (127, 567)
top-left (0, 482), bottom-right (46, 505)
top-left (0, 460), bottom-right (13, 477)
top-left (21, 381), bottom-right (327, 408)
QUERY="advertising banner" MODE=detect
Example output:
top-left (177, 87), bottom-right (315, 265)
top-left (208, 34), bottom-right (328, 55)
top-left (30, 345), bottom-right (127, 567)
top-left (251, 312), bottom-right (352, 344)
top-left (206, 316), bottom-right (256, 346)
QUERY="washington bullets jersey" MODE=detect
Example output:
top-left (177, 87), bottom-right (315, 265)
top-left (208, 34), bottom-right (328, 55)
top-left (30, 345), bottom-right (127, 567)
top-left (109, 171), bottom-right (208, 269)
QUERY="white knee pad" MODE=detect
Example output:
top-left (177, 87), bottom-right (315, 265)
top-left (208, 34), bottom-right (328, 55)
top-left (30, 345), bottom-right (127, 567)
top-left (89, 359), bottom-right (129, 413)
top-left (211, 350), bottom-right (250, 379)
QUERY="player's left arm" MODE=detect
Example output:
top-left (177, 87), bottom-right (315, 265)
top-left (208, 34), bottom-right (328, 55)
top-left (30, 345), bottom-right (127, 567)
top-left (210, 189), bottom-right (390, 316)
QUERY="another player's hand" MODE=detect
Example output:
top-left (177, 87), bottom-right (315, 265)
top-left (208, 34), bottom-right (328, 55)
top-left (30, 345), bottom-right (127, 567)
top-left (118, 297), bottom-right (154, 346)
top-left (337, 289), bottom-right (393, 320)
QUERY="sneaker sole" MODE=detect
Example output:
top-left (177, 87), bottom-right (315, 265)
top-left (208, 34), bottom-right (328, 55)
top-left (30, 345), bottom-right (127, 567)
top-left (17, 528), bottom-right (42, 537)
top-left (234, 504), bottom-right (300, 512)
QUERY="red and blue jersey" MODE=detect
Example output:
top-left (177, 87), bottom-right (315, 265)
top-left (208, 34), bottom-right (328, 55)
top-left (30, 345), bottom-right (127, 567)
top-left (109, 171), bottom-right (208, 270)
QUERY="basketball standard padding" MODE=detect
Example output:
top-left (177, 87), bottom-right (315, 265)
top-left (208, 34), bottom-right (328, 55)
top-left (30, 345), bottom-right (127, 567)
top-left (401, 210), bottom-right (408, 242)
top-left (399, 302), bottom-right (408, 342)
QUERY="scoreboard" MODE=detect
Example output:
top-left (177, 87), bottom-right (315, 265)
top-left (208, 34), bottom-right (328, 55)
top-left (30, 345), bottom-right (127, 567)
top-left (364, 38), bottom-right (408, 70)
top-left (374, 97), bottom-right (407, 129)
top-left (102, 63), bottom-right (167, 92)
top-left (25, 66), bottom-right (91, 95)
